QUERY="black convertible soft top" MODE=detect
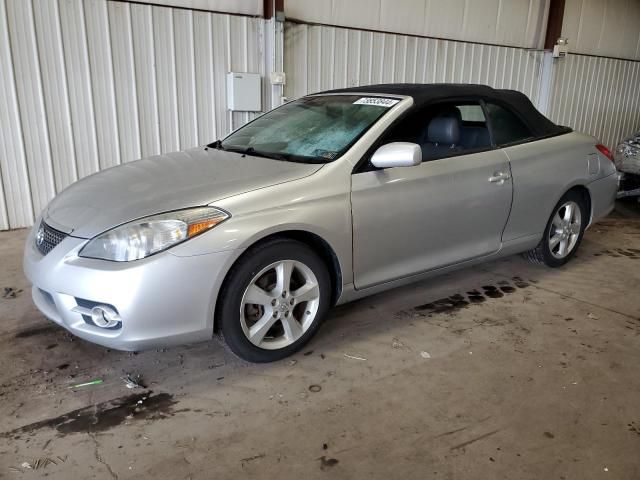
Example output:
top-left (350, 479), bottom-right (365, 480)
top-left (319, 83), bottom-right (571, 139)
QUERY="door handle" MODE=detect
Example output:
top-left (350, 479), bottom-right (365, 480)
top-left (488, 171), bottom-right (511, 184)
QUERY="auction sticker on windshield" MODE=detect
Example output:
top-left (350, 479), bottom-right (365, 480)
top-left (353, 97), bottom-right (400, 107)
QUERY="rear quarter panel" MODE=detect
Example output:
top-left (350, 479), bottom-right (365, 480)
top-left (502, 132), bottom-right (613, 242)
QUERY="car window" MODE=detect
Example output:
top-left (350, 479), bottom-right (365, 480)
top-left (484, 102), bottom-right (533, 146)
top-left (457, 104), bottom-right (485, 122)
top-left (376, 101), bottom-right (492, 163)
top-left (220, 95), bottom-right (396, 163)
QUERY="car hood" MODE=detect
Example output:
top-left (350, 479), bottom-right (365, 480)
top-left (45, 147), bottom-right (322, 238)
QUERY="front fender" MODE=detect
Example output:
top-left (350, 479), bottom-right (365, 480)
top-left (169, 168), bottom-right (354, 284)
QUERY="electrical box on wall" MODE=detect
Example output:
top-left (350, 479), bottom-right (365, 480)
top-left (226, 72), bottom-right (261, 111)
top-left (270, 72), bottom-right (286, 85)
top-left (553, 38), bottom-right (569, 58)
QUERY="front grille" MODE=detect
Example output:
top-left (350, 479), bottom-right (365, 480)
top-left (36, 221), bottom-right (68, 255)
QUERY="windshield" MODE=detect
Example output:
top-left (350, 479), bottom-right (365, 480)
top-left (220, 95), bottom-right (400, 163)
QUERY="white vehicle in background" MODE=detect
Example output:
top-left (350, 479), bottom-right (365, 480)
top-left (615, 132), bottom-right (640, 200)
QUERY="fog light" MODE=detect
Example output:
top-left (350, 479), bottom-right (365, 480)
top-left (72, 299), bottom-right (122, 330)
top-left (90, 305), bottom-right (121, 328)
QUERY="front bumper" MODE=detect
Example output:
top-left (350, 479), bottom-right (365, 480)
top-left (617, 172), bottom-right (640, 199)
top-left (23, 226), bottom-right (241, 351)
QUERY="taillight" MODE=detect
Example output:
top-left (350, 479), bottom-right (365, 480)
top-left (595, 143), bottom-right (614, 162)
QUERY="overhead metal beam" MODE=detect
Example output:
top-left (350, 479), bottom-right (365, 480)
top-left (264, 0), bottom-right (284, 20)
top-left (544, 0), bottom-right (566, 50)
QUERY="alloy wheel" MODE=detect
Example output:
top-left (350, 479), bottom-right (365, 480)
top-left (240, 260), bottom-right (320, 350)
top-left (548, 200), bottom-right (582, 259)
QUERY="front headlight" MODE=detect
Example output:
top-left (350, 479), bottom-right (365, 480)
top-left (79, 207), bottom-right (229, 261)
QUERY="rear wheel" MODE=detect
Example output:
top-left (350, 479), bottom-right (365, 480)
top-left (217, 239), bottom-right (330, 362)
top-left (524, 191), bottom-right (587, 267)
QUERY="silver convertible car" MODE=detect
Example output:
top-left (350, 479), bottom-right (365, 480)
top-left (24, 84), bottom-right (618, 362)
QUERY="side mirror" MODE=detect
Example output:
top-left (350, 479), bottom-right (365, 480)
top-left (370, 142), bottom-right (422, 169)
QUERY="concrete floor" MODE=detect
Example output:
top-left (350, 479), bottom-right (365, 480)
top-left (1, 202), bottom-right (639, 480)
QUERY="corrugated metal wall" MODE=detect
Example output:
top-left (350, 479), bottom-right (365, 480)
top-left (284, 21), bottom-right (640, 151)
top-left (0, 0), bottom-right (266, 230)
top-left (3, 3), bottom-right (640, 232)
top-left (146, 0), bottom-right (263, 16)
top-left (284, 22), bottom-right (546, 110)
top-left (547, 55), bottom-right (640, 149)
top-left (562, 0), bottom-right (640, 61)
top-left (285, 0), bottom-right (551, 49)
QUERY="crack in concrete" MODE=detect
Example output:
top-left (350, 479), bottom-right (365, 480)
top-left (529, 283), bottom-right (640, 321)
top-left (432, 415), bottom-right (493, 439)
top-left (488, 269), bottom-right (640, 321)
top-left (89, 432), bottom-right (118, 479)
top-left (450, 428), bottom-right (502, 451)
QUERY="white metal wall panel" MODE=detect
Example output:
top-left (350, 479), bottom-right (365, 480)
top-left (194, 10), bottom-right (218, 144)
top-left (0, 167), bottom-right (7, 230)
top-left (263, 18), bottom-right (285, 112)
top-left (131, 3), bottom-right (161, 158)
top-left (59, 0), bottom-right (101, 180)
top-left (284, 21), bottom-right (640, 150)
top-left (108, 1), bottom-right (142, 163)
top-left (229, 15), bottom-right (265, 129)
top-left (5, 0), bottom-right (57, 219)
top-left (0, 0), bottom-right (31, 228)
top-left (33, 0), bottom-right (77, 193)
top-left (244, 15), bottom-right (265, 115)
top-left (0, 0), bottom-right (266, 230)
top-left (142, 0), bottom-right (262, 16)
top-left (548, 55), bottom-right (640, 148)
top-left (284, 22), bottom-right (545, 107)
top-left (286, 0), bottom-right (550, 49)
top-left (562, 0), bottom-right (640, 60)
top-left (174, 9), bottom-right (199, 149)
top-left (211, 13), bottom-right (231, 136)
top-left (229, 15), bottom-right (249, 129)
top-left (84, 0), bottom-right (121, 170)
top-left (153, 6), bottom-right (180, 154)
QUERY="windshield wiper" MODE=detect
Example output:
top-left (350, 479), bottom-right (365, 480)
top-left (224, 146), bottom-right (290, 161)
top-left (246, 148), bottom-right (291, 162)
top-left (212, 144), bottom-right (325, 164)
top-left (220, 145), bottom-right (254, 155)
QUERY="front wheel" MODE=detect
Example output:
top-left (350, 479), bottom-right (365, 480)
top-left (523, 191), bottom-right (587, 267)
top-left (217, 239), bottom-right (331, 362)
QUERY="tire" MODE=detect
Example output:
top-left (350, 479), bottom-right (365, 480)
top-left (523, 190), bottom-right (587, 267)
top-left (217, 239), bottom-right (331, 363)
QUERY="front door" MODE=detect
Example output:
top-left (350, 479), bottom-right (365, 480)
top-left (351, 101), bottom-right (513, 289)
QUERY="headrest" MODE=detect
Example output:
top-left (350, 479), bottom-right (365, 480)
top-left (428, 116), bottom-right (461, 145)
